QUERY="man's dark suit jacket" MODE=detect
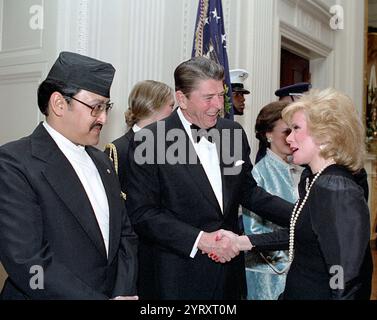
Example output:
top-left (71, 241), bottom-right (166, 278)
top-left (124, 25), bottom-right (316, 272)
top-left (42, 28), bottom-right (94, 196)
top-left (125, 109), bottom-right (293, 300)
top-left (0, 123), bottom-right (138, 299)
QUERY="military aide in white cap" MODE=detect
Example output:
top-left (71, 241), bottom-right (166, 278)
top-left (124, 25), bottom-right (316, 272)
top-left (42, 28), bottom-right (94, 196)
top-left (230, 69), bottom-right (250, 115)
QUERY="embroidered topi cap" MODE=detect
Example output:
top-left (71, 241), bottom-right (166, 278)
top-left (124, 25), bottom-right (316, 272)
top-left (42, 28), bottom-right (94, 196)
top-left (45, 51), bottom-right (115, 98)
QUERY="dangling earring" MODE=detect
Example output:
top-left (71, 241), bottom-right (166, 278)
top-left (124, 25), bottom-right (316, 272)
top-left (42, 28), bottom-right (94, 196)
top-left (319, 144), bottom-right (325, 151)
top-left (267, 137), bottom-right (272, 143)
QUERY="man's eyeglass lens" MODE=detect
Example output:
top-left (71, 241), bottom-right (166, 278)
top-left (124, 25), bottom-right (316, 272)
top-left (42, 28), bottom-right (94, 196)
top-left (69, 96), bottom-right (113, 116)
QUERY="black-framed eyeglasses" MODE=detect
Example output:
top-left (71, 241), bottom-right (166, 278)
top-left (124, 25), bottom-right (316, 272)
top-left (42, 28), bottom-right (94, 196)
top-left (67, 96), bottom-right (113, 117)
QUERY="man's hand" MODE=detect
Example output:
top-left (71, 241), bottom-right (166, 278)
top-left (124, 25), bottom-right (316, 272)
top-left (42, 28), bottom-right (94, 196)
top-left (211, 230), bottom-right (254, 263)
top-left (197, 230), bottom-right (239, 263)
top-left (216, 229), bottom-right (238, 242)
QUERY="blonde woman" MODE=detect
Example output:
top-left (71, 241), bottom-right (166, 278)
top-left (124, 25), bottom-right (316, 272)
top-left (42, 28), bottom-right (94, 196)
top-left (217, 88), bottom-right (373, 300)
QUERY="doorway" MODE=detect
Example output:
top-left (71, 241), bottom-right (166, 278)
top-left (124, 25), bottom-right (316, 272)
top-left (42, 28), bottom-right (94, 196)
top-left (280, 48), bottom-right (310, 87)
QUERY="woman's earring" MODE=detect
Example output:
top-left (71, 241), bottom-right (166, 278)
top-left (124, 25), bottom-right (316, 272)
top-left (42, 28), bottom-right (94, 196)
top-left (267, 137), bottom-right (272, 143)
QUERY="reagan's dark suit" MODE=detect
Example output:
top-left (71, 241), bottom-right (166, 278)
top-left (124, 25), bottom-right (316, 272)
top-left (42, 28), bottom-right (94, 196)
top-left (0, 123), bottom-right (138, 300)
top-left (125, 109), bottom-right (293, 299)
top-left (105, 129), bottom-right (135, 193)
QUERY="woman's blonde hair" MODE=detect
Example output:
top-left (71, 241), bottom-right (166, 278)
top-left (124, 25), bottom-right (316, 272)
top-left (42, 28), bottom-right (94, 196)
top-left (282, 88), bottom-right (365, 172)
top-left (125, 80), bottom-right (173, 127)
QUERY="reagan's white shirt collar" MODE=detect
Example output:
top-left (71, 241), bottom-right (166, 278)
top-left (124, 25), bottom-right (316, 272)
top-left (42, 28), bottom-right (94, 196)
top-left (177, 107), bottom-right (196, 145)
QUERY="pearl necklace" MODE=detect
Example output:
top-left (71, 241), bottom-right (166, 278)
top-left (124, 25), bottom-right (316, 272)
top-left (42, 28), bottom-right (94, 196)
top-left (288, 162), bottom-right (334, 262)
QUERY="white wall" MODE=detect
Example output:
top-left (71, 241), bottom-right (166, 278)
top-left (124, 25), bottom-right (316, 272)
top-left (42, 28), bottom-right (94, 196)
top-left (333, 0), bottom-right (365, 119)
top-left (0, 0), bottom-right (366, 155)
top-left (0, 0), bottom-right (58, 144)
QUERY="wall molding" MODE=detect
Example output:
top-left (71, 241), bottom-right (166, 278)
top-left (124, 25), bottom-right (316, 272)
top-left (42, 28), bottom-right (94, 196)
top-left (182, 0), bottom-right (191, 60)
top-left (282, 0), bottom-right (331, 24)
top-left (77, 0), bottom-right (89, 55)
top-left (241, 0), bottom-right (276, 157)
top-left (303, 0), bottom-right (332, 22)
top-left (0, 63), bottom-right (46, 140)
top-left (0, 70), bottom-right (42, 85)
top-left (223, 0), bottom-right (231, 38)
top-left (280, 20), bottom-right (333, 58)
top-left (0, 48), bottom-right (44, 61)
top-left (0, 0), bottom-right (45, 57)
top-left (0, 0), bottom-right (4, 51)
top-left (0, 62), bottom-right (45, 84)
top-left (88, 0), bottom-right (101, 57)
top-left (125, 0), bottom-right (167, 82)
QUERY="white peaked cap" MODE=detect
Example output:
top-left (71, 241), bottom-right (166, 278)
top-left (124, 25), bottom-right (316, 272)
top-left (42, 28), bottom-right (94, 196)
top-left (230, 69), bottom-right (249, 84)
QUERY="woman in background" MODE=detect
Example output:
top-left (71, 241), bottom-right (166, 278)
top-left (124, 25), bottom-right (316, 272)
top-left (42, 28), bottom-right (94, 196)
top-left (242, 101), bottom-right (303, 300)
top-left (105, 80), bottom-right (174, 192)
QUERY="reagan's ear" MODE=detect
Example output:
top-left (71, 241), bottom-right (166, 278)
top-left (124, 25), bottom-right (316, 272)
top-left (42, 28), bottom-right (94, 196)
top-left (175, 91), bottom-right (188, 110)
top-left (49, 92), bottom-right (66, 117)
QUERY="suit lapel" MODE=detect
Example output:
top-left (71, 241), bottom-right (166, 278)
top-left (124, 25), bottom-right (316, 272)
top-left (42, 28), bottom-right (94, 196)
top-left (215, 121), bottom-right (231, 216)
top-left (184, 151), bottom-right (221, 213)
top-left (31, 124), bottom-right (107, 258)
top-left (167, 111), bottom-right (222, 213)
top-left (87, 147), bottom-right (121, 264)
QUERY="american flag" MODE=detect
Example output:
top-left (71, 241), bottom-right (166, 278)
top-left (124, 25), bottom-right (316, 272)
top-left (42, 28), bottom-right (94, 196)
top-left (192, 0), bottom-right (234, 119)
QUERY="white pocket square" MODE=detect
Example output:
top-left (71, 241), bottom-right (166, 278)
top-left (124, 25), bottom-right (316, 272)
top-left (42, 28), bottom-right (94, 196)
top-left (234, 160), bottom-right (245, 167)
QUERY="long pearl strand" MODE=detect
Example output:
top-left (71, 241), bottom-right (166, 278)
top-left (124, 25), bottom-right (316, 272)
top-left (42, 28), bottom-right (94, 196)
top-left (288, 162), bottom-right (334, 262)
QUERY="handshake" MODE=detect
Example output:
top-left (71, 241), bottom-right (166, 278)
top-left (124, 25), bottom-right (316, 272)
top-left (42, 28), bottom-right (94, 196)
top-left (197, 230), bottom-right (253, 263)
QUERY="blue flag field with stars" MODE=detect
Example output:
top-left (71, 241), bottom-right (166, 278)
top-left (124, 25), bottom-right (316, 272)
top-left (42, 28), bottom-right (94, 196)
top-left (192, 0), bottom-right (234, 119)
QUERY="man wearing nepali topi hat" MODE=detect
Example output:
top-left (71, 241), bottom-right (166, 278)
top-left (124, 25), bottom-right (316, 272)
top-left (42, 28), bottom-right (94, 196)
top-left (0, 52), bottom-right (138, 300)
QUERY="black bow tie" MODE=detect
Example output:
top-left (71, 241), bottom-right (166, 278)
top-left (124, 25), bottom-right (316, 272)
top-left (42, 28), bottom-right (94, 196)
top-left (190, 124), bottom-right (215, 143)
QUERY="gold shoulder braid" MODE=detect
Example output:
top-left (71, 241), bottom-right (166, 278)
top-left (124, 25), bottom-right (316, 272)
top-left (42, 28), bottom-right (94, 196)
top-left (104, 143), bottom-right (127, 200)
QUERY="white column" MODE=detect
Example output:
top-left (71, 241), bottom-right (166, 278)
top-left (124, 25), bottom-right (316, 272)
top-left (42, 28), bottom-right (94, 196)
top-left (101, 0), bottom-right (198, 145)
top-left (333, 0), bottom-right (365, 116)
top-left (236, 0), bottom-right (278, 162)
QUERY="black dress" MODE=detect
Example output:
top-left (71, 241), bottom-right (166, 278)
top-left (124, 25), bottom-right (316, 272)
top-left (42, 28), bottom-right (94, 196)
top-left (250, 164), bottom-right (373, 300)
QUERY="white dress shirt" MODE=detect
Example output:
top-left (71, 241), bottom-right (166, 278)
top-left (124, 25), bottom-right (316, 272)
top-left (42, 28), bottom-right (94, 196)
top-left (132, 124), bottom-right (142, 133)
top-left (43, 122), bottom-right (110, 256)
top-left (177, 108), bottom-right (223, 258)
